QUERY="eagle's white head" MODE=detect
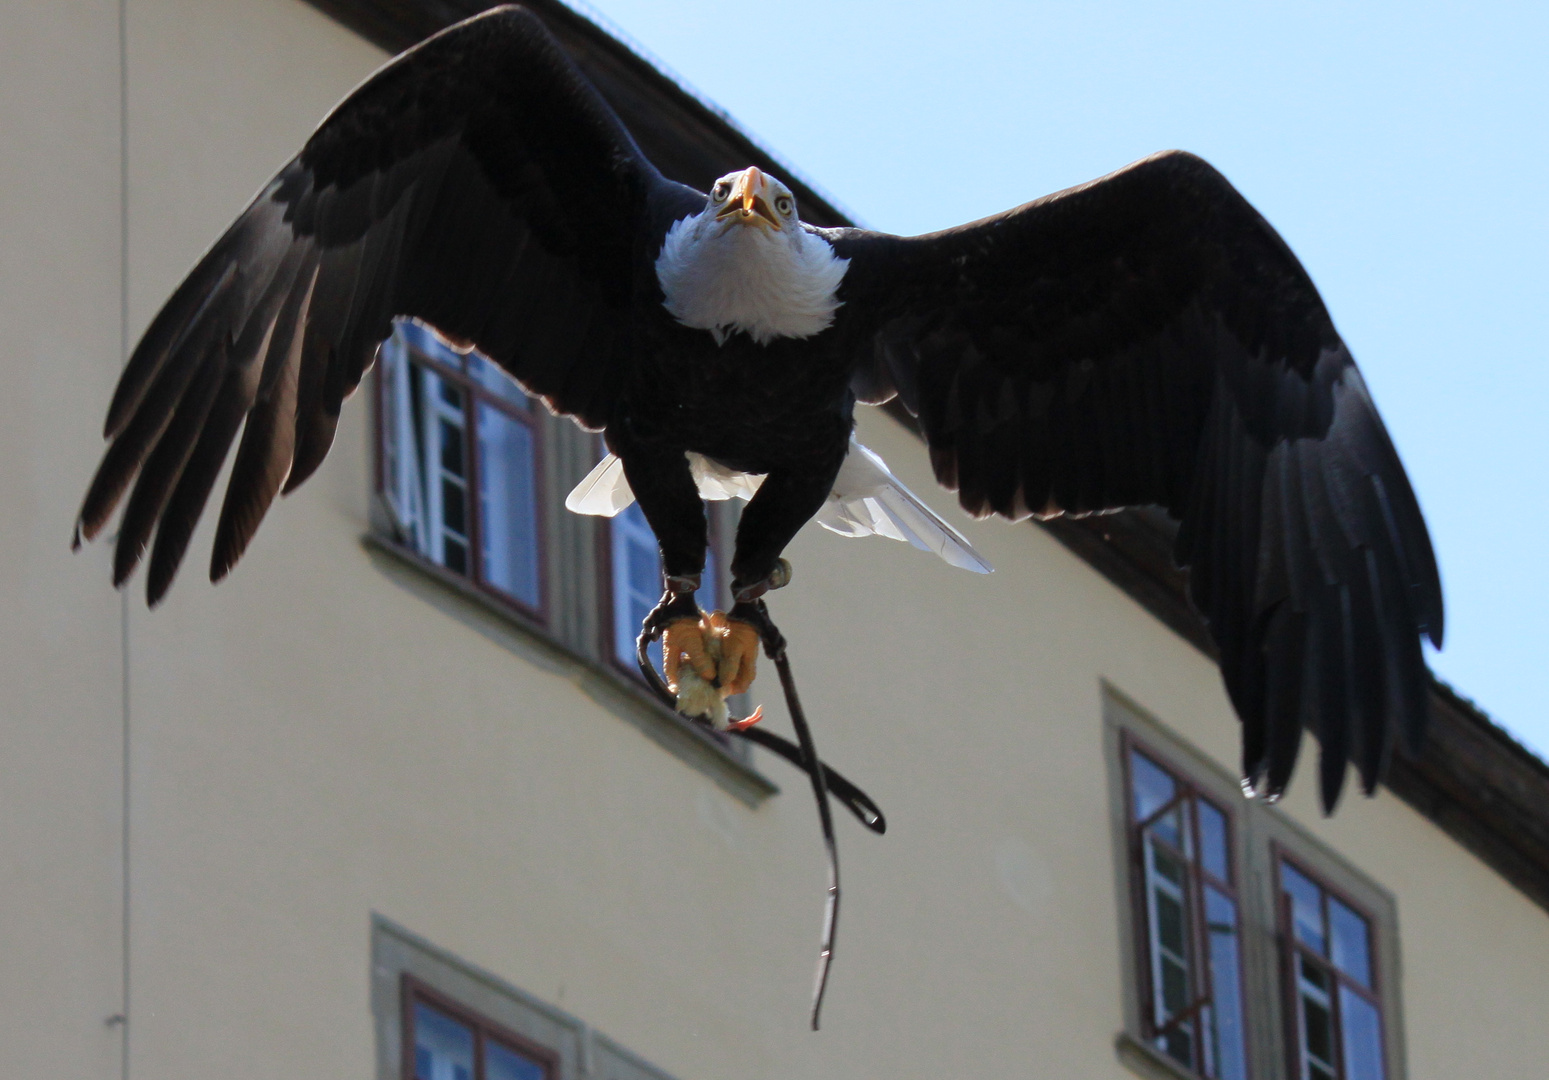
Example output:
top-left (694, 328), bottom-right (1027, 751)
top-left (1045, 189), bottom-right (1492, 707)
top-left (655, 166), bottom-right (850, 345)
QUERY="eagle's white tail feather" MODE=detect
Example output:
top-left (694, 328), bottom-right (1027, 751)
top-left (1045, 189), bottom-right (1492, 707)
top-left (814, 440), bottom-right (993, 574)
top-left (564, 438), bottom-right (993, 574)
top-left (564, 453), bottom-right (634, 517)
top-left (685, 452), bottom-right (766, 502)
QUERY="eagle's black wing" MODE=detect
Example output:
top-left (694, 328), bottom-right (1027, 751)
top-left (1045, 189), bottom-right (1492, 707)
top-left (831, 151), bottom-right (1442, 810)
top-left (76, 6), bottom-right (701, 604)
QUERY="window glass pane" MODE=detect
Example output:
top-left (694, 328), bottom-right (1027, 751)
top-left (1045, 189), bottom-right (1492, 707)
top-left (1283, 862), bottom-right (1327, 956)
top-left (419, 366), bottom-right (470, 576)
top-left (1300, 954), bottom-right (1329, 992)
top-left (610, 501), bottom-right (719, 671)
top-left (613, 503), bottom-right (663, 671)
top-left (1197, 800), bottom-right (1229, 882)
top-left (442, 473), bottom-right (467, 535)
top-left (1144, 835), bottom-right (1192, 1046)
top-left (1301, 990), bottom-right (1335, 1074)
top-left (467, 351), bottom-right (531, 411)
top-left (1158, 1024), bottom-right (1193, 1068)
top-left (1160, 948), bottom-right (1189, 1016)
top-left (380, 330), bottom-right (429, 552)
top-left (412, 1002), bottom-right (474, 1080)
top-left (1204, 887), bottom-right (1247, 1080)
top-left (1340, 985), bottom-right (1387, 1080)
top-left (1329, 896), bottom-right (1373, 988)
top-left (1146, 805), bottom-right (1188, 856)
top-left (487, 1040), bottom-right (547, 1080)
top-left (1130, 751), bottom-right (1176, 822)
top-left (443, 537), bottom-right (468, 575)
top-left (440, 419), bottom-right (465, 475)
top-left (1156, 888), bottom-right (1187, 961)
top-left (477, 402), bottom-right (541, 607)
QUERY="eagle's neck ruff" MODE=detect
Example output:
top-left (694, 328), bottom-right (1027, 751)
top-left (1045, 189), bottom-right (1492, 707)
top-left (655, 215), bottom-right (849, 345)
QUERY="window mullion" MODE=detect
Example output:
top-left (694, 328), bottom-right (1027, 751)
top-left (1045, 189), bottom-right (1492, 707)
top-left (466, 380), bottom-right (485, 590)
top-left (1188, 789), bottom-right (1216, 1012)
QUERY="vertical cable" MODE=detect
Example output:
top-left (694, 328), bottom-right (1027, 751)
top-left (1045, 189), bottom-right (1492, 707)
top-left (117, 1), bottom-right (131, 1078)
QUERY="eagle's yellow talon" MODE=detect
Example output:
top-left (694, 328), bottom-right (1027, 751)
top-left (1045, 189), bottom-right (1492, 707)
top-left (718, 615), bottom-right (760, 696)
top-left (662, 615), bottom-right (714, 693)
top-left (662, 611), bottom-right (761, 728)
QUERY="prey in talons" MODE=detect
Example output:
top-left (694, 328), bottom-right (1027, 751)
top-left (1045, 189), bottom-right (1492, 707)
top-left (640, 559), bottom-right (794, 729)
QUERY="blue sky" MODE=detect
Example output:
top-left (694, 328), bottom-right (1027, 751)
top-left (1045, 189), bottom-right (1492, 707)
top-left (581, 0), bottom-right (1549, 758)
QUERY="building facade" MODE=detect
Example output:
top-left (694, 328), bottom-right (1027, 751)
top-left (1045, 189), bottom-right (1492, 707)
top-left (4, 2), bottom-right (1549, 1079)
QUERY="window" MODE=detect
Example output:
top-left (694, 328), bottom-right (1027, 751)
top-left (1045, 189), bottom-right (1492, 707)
top-left (377, 322), bottom-right (732, 681)
top-left (374, 916), bottom-right (678, 1080)
top-left (408, 980), bottom-right (556, 1080)
top-left (1106, 690), bottom-right (1406, 1080)
top-left (1125, 741), bottom-right (1248, 1080)
top-left (379, 321), bottom-right (543, 615)
top-left (1279, 859), bottom-right (1387, 1080)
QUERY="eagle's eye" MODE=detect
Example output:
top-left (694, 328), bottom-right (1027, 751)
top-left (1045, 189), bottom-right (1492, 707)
top-left (776, 195), bottom-right (794, 216)
top-left (713, 182), bottom-right (731, 201)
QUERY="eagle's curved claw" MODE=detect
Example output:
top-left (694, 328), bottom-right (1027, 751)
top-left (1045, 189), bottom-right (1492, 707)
top-left (727, 705), bottom-right (764, 732)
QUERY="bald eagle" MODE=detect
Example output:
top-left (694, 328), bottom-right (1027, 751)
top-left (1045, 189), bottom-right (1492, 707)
top-left (75, 5), bottom-right (1441, 814)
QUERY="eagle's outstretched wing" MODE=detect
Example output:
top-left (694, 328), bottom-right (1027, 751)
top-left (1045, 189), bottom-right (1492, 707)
top-left (832, 151), bottom-right (1442, 809)
top-left (76, 5), bottom-right (700, 604)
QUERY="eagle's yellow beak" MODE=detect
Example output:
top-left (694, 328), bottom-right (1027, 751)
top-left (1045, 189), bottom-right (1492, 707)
top-left (717, 166), bottom-right (781, 229)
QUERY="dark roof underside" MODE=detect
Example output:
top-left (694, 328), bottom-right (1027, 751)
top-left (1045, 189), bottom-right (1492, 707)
top-left (305, 0), bottom-right (1549, 915)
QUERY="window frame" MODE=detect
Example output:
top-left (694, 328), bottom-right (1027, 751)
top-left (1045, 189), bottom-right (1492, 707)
top-left (375, 325), bottom-right (549, 624)
top-left (373, 915), bottom-right (680, 1080)
top-left (1121, 729), bottom-right (1251, 1080)
top-left (1274, 849), bottom-right (1389, 1080)
top-left (402, 973), bottom-right (561, 1080)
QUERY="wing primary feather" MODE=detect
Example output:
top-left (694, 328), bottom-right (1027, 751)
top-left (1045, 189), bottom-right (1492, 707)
top-left (112, 340), bottom-right (229, 587)
top-left (1344, 549), bottom-right (1388, 793)
top-left (332, 188), bottom-right (415, 406)
top-left (1260, 603), bottom-right (1307, 798)
top-left (77, 266), bottom-right (240, 545)
top-left (104, 242), bottom-right (242, 438)
top-left (141, 257), bottom-right (299, 601)
top-left (285, 241), bottom-right (363, 493)
top-left (1306, 596), bottom-right (1350, 813)
top-left (147, 357), bottom-right (261, 605)
top-left (210, 262), bottom-right (316, 580)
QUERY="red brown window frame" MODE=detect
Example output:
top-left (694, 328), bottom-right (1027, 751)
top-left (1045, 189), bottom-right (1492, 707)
top-left (1274, 847), bottom-right (1389, 1080)
top-left (375, 332), bottom-right (549, 624)
top-left (401, 973), bottom-right (562, 1080)
top-left (1120, 730), bottom-right (1249, 1079)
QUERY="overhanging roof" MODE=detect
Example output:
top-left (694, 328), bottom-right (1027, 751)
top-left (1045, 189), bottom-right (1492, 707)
top-left (304, 0), bottom-right (1549, 915)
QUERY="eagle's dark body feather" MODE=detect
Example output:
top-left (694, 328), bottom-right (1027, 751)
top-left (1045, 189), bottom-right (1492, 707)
top-left (76, 5), bottom-right (1441, 811)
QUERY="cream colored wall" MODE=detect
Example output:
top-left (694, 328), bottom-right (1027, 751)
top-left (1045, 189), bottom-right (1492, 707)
top-left (5, 3), bottom-right (1547, 1080)
top-left (0, 2), bottom-right (130, 1077)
